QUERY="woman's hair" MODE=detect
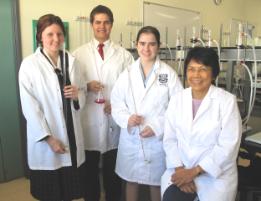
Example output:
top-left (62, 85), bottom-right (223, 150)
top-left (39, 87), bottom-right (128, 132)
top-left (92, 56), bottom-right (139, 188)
top-left (90, 5), bottom-right (114, 24)
top-left (184, 47), bottom-right (220, 79)
top-left (36, 14), bottom-right (65, 46)
top-left (136, 26), bottom-right (160, 46)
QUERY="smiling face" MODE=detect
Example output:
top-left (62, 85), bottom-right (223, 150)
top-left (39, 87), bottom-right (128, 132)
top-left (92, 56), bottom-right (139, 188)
top-left (91, 13), bottom-right (112, 43)
top-left (41, 23), bottom-right (64, 56)
top-left (186, 59), bottom-right (213, 99)
top-left (136, 33), bottom-right (159, 63)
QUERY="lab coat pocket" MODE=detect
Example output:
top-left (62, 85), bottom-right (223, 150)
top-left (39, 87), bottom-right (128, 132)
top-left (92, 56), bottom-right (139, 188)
top-left (107, 116), bottom-right (120, 144)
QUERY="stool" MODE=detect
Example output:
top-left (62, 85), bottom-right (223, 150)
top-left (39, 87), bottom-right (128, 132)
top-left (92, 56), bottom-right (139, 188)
top-left (237, 154), bottom-right (261, 201)
top-left (237, 185), bottom-right (261, 201)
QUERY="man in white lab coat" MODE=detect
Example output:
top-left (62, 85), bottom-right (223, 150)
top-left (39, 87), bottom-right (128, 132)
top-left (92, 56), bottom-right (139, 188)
top-left (73, 5), bottom-right (134, 201)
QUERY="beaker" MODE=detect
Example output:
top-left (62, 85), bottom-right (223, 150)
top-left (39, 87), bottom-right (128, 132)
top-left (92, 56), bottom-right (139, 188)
top-left (94, 89), bottom-right (105, 104)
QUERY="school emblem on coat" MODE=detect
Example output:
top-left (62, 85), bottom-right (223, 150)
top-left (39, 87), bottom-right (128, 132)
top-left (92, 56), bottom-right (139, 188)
top-left (158, 74), bottom-right (168, 85)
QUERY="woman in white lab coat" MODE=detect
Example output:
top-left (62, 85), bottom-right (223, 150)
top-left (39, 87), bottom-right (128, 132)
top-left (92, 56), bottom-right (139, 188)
top-left (111, 26), bottom-right (183, 201)
top-left (19, 14), bottom-right (86, 201)
top-left (162, 47), bottom-right (242, 201)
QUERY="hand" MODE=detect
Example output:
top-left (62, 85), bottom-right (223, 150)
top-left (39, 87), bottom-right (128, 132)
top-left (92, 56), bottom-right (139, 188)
top-left (104, 101), bottom-right (111, 114)
top-left (64, 85), bottom-right (78, 100)
top-left (171, 167), bottom-right (199, 187)
top-left (128, 114), bottom-right (144, 127)
top-left (87, 80), bottom-right (104, 93)
top-left (179, 181), bottom-right (197, 193)
top-left (140, 126), bottom-right (155, 138)
top-left (46, 136), bottom-right (67, 154)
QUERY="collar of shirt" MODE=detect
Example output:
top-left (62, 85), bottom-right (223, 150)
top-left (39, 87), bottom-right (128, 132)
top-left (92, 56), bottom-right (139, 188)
top-left (93, 38), bottom-right (111, 55)
top-left (139, 61), bottom-right (156, 88)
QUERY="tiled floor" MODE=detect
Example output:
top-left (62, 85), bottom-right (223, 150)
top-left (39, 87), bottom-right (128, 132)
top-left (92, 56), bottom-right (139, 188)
top-left (0, 177), bottom-right (84, 201)
top-left (0, 177), bottom-right (36, 201)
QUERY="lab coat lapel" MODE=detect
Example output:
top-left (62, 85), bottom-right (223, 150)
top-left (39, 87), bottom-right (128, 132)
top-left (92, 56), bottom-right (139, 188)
top-left (139, 58), bottom-right (160, 102)
top-left (98, 42), bottom-right (115, 79)
top-left (89, 42), bottom-right (103, 79)
top-left (193, 85), bottom-right (214, 122)
top-left (103, 41), bottom-right (115, 63)
top-left (184, 88), bottom-right (194, 130)
top-left (37, 48), bottom-right (53, 74)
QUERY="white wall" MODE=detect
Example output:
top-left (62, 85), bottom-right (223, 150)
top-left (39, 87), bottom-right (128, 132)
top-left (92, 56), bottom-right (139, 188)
top-left (19, 0), bottom-right (260, 58)
top-left (244, 0), bottom-right (261, 36)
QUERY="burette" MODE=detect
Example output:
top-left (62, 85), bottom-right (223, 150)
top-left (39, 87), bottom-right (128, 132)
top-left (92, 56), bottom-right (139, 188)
top-left (190, 26), bottom-right (205, 47)
top-left (127, 66), bottom-right (151, 164)
top-left (164, 26), bottom-right (173, 63)
top-left (205, 29), bottom-right (221, 86)
top-left (175, 29), bottom-right (184, 77)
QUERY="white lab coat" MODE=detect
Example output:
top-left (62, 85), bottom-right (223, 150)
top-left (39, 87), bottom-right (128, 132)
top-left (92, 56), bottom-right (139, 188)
top-left (111, 58), bottom-right (183, 185)
top-left (162, 85), bottom-right (242, 201)
top-left (73, 39), bottom-right (134, 153)
top-left (19, 47), bottom-right (86, 170)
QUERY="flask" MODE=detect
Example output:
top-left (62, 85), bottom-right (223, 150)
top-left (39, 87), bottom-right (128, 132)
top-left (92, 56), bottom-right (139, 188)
top-left (95, 89), bottom-right (105, 104)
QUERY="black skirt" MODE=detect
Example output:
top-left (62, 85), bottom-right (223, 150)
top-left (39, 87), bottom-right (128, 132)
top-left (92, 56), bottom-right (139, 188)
top-left (30, 163), bottom-right (86, 201)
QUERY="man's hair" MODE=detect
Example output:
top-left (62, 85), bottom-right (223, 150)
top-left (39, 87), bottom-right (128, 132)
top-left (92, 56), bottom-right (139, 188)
top-left (90, 5), bottom-right (114, 24)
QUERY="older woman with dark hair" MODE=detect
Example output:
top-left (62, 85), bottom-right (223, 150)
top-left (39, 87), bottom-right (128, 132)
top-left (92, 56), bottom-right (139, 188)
top-left (162, 47), bottom-right (242, 201)
top-left (19, 14), bottom-right (86, 201)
